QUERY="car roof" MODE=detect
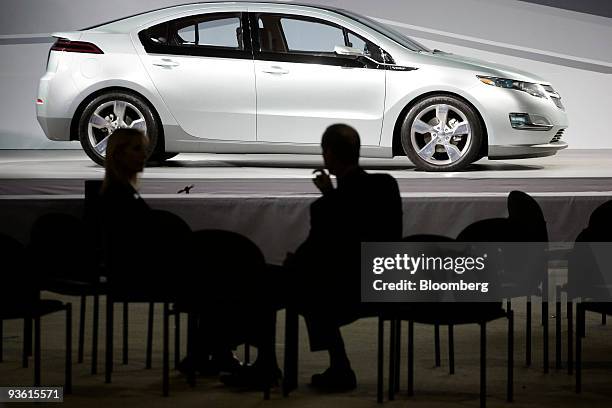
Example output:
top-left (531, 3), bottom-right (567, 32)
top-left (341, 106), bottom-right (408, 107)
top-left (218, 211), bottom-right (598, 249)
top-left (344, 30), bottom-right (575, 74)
top-left (82, 1), bottom-right (352, 32)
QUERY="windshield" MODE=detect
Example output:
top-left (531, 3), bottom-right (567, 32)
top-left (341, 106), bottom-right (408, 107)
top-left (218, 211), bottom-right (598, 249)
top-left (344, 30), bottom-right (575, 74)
top-left (336, 9), bottom-right (431, 53)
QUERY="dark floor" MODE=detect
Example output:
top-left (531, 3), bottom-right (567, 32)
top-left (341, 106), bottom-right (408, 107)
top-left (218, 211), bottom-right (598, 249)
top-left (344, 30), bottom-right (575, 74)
top-left (2, 292), bottom-right (612, 408)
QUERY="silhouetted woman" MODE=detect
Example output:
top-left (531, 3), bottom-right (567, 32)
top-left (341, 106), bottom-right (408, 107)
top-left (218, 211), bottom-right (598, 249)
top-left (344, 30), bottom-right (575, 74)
top-left (100, 128), bottom-right (152, 278)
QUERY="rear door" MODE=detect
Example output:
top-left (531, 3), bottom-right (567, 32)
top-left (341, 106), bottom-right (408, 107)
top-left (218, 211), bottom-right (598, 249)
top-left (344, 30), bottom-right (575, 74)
top-left (138, 10), bottom-right (256, 141)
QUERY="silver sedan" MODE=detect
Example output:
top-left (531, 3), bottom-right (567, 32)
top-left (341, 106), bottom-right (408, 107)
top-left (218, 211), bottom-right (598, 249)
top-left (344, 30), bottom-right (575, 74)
top-left (36, 1), bottom-right (568, 171)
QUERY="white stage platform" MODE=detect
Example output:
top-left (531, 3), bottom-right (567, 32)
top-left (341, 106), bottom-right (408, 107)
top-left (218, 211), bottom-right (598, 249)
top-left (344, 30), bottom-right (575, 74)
top-left (1, 149), bottom-right (611, 264)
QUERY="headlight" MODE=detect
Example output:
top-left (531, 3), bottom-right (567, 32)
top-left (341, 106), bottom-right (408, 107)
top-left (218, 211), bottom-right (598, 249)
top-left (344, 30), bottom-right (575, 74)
top-left (477, 76), bottom-right (547, 98)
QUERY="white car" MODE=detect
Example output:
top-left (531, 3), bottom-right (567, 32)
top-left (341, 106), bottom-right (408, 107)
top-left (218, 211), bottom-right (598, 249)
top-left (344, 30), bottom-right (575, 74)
top-left (36, 1), bottom-right (568, 171)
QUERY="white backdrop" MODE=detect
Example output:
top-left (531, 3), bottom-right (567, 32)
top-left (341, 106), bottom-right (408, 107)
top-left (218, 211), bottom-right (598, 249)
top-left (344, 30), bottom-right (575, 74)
top-left (1, 0), bottom-right (611, 149)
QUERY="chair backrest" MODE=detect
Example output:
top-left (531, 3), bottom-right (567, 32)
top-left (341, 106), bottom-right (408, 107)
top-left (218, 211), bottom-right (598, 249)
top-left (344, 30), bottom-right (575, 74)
top-left (402, 234), bottom-right (454, 242)
top-left (182, 229), bottom-right (266, 304)
top-left (507, 190), bottom-right (548, 242)
top-left (29, 213), bottom-right (93, 281)
top-left (0, 234), bottom-right (37, 309)
top-left (109, 209), bottom-right (192, 277)
top-left (587, 200), bottom-right (612, 238)
top-left (456, 218), bottom-right (510, 242)
top-left (567, 228), bottom-right (612, 300)
top-left (146, 209), bottom-right (192, 270)
top-left (456, 217), bottom-right (540, 298)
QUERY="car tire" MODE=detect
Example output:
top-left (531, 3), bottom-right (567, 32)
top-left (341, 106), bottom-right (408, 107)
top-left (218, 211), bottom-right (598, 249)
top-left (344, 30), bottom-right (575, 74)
top-left (78, 91), bottom-right (161, 166)
top-left (401, 95), bottom-right (483, 172)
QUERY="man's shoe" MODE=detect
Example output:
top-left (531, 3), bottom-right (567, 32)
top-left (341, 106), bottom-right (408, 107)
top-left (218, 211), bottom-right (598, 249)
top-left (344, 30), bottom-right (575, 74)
top-left (310, 366), bottom-right (357, 391)
top-left (177, 354), bottom-right (241, 376)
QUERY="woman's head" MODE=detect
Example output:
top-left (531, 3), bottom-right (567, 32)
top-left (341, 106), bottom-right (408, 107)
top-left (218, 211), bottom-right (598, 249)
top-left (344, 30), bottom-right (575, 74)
top-left (104, 128), bottom-right (149, 184)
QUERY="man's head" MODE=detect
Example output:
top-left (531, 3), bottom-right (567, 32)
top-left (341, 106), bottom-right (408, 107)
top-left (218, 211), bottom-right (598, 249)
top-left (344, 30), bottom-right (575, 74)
top-left (321, 124), bottom-right (361, 175)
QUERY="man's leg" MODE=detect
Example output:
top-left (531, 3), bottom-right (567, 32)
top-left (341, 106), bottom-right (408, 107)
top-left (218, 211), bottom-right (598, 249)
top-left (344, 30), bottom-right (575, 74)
top-left (303, 309), bottom-right (357, 390)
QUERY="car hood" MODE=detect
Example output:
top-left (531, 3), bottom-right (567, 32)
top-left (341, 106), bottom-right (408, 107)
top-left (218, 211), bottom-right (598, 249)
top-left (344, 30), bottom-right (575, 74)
top-left (419, 51), bottom-right (549, 84)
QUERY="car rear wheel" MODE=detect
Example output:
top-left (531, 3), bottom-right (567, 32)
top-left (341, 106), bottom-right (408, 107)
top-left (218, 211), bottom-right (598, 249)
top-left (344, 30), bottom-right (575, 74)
top-left (401, 95), bottom-right (483, 171)
top-left (78, 91), bottom-right (161, 166)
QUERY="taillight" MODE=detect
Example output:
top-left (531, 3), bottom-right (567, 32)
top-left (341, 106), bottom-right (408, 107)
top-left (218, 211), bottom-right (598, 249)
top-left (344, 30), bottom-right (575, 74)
top-left (51, 38), bottom-right (103, 54)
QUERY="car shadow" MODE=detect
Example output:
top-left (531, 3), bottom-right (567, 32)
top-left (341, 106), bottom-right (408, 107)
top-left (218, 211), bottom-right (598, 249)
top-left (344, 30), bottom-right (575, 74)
top-left (152, 157), bottom-right (543, 173)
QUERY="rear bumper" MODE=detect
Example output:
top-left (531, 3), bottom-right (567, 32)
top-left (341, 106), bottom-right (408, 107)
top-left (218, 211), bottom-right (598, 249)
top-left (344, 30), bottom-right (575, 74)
top-left (36, 115), bottom-right (72, 141)
top-left (488, 141), bottom-right (568, 159)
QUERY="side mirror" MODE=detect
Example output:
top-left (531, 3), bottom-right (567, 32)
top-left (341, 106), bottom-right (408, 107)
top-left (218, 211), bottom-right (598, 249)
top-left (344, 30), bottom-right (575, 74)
top-left (334, 45), bottom-right (364, 58)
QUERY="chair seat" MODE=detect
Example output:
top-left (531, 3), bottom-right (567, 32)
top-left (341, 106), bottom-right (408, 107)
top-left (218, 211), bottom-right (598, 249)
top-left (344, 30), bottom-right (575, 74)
top-left (44, 278), bottom-right (105, 296)
top-left (0, 299), bottom-right (66, 320)
top-left (395, 303), bottom-right (508, 325)
top-left (581, 302), bottom-right (612, 315)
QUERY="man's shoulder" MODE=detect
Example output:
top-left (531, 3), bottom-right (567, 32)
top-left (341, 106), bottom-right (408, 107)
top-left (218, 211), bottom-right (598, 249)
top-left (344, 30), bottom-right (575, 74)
top-left (366, 172), bottom-right (400, 192)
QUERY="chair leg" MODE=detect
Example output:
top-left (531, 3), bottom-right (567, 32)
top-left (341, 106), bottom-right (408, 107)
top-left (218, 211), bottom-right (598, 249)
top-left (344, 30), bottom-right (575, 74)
top-left (580, 308), bottom-right (586, 339)
top-left (449, 324), bottom-right (455, 375)
top-left (122, 302), bottom-right (128, 365)
top-left (27, 318), bottom-right (33, 357)
top-left (162, 303), bottom-right (169, 397)
top-left (543, 300), bottom-right (549, 373)
top-left (434, 324), bottom-right (441, 367)
top-left (507, 310), bottom-right (514, 402)
top-left (34, 316), bottom-right (41, 387)
top-left (407, 320), bottom-right (414, 397)
top-left (0, 320), bottom-right (3, 363)
top-left (65, 303), bottom-right (73, 394)
top-left (480, 322), bottom-right (486, 408)
top-left (388, 319), bottom-right (396, 401)
top-left (394, 320), bottom-right (401, 392)
top-left (576, 304), bottom-right (582, 393)
top-left (23, 318), bottom-right (32, 368)
top-left (263, 310), bottom-right (276, 401)
top-left (567, 301), bottom-right (573, 375)
top-left (282, 307), bottom-right (298, 397)
top-left (92, 294), bottom-right (99, 375)
top-left (174, 311), bottom-right (180, 370)
top-left (526, 297), bottom-right (532, 366)
top-left (377, 317), bottom-right (384, 404)
top-left (78, 295), bottom-right (86, 364)
top-left (186, 313), bottom-right (197, 388)
top-left (146, 302), bottom-right (154, 369)
top-left (105, 297), bottom-right (113, 384)
top-left (555, 289), bottom-right (562, 370)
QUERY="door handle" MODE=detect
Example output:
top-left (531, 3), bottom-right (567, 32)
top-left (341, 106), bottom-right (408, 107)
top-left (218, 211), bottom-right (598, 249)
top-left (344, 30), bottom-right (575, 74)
top-left (153, 58), bottom-right (180, 68)
top-left (262, 65), bottom-right (289, 75)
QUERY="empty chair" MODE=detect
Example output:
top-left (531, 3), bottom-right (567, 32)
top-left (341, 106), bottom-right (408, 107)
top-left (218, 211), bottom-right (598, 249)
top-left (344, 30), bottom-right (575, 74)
top-left (387, 228), bottom-right (513, 407)
top-left (570, 200), bottom-right (612, 392)
top-left (0, 233), bottom-right (72, 391)
top-left (104, 209), bottom-right (192, 396)
top-left (29, 212), bottom-right (105, 372)
top-left (459, 191), bottom-right (550, 371)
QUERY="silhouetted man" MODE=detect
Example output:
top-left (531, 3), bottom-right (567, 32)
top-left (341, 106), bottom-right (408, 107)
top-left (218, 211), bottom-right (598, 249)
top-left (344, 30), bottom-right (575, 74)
top-left (289, 124), bottom-right (402, 390)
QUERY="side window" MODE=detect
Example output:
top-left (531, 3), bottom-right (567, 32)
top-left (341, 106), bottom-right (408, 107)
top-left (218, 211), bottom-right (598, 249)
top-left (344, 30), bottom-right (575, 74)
top-left (347, 32), bottom-right (384, 63)
top-left (175, 16), bottom-right (242, 48)
top-left (140, 13), bottom-right (244, 54)
top-left (258, 15), bottom-right (344, 54)
top-left (280, 18), bottom-right (344, 53)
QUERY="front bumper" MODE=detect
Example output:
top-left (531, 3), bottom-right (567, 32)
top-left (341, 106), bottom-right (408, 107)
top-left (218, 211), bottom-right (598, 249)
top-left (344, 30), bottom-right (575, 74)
top-left (488, 140), bottom-right (568, 159)
top-left (470, 80), bottom-right (569, 155)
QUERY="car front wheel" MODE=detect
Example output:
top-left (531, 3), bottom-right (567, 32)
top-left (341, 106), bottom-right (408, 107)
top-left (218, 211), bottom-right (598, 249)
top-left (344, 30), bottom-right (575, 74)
top-left (401, 95), bottom-right (483, 171)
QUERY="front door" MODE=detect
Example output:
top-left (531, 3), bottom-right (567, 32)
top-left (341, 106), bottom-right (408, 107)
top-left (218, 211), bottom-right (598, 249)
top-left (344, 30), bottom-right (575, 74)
top-left (252, 13), bottom-right (386, 146)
